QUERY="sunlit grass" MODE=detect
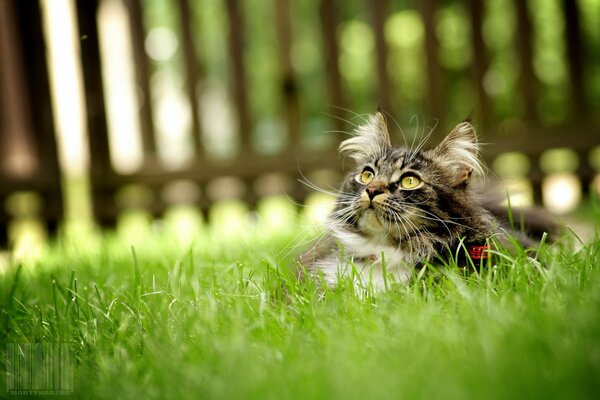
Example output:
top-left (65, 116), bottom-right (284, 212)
top-left (1, 201), bottom-right (600, 399)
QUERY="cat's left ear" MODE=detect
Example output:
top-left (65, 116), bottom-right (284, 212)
top-left (433, 121), bottom-right (482, 187)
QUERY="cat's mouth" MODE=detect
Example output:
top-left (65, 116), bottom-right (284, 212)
top-left (355, 192), bottom-right (393, 230)
top-left (359, 191), bottom-right (387, 209)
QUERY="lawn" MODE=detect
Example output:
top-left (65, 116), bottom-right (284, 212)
top-left (1, 201), bottom-right (600, 399)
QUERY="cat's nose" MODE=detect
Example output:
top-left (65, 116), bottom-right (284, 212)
top-left (366, 185), bottom-right (385, 200)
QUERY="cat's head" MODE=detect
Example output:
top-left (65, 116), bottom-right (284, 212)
top-left (332, 112), bottom-right (485, 242)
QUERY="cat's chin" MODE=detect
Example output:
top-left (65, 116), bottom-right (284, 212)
top-left (357, 209), bottom-right (386, 234)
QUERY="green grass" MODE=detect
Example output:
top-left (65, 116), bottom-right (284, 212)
top-left (1, 209), bottom-right (600, 399)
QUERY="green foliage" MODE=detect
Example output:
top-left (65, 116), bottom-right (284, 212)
top-left (2, 221), bottom-right (600, 398)
top-left (385, 10), bottom-right (427, 113)
top-left (136, 0), bottom-right (600, 152)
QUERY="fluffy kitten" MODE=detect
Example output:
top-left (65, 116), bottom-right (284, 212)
top-left (300, 112), bottom-right (553, 289)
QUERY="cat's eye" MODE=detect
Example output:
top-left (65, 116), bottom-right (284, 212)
top-left (358, 168), bottom-right (375, 184)
top-left (400, 174), bottom-right (421, 189)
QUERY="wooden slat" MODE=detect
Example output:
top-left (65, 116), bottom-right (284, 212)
top-left (0, 201), bottom-right (7, 246)
top-left (0, 0), bottom-right (15, 243)
top-left (176, 0), bottom-right (204, 155)
top-left (74, 0), bottom-right (116, 226)
top-left (100, 120), bottom-right (600, 193)
top-left (319, 0), bottom-right (347, 136)
top-left (274, 0), bottom-right (301, 148)
top-left (486, 124), bottom-right (600, 155)
top-left (0, 0), bottom-right (37, 180)
top-left (528, 152), bottom-right (544, 205)
top-left (368, 0), bottom-right (394, 114)
top-left (76, 0), bottom-right (111, 177)
top-left (576, 149), bottom-right (595, 196)
top-left (562, 0), bottom-right (588, 119)
top-left (225, 0), bottom-right (253, 152)
top-left (113, 149), bottom-right (343, 187)
top-left (14, 0), bottom-right (63, 233)
top-left (513, 0), bottom-right (539, 122)
top-left (420, 0), bottom-right (445, 121)
top-left (0, 0), bottom-right (63, 240)
top-left (125, 0), bottom-right (158, 158)
top-left (466, 0), bottom-right (490, 126)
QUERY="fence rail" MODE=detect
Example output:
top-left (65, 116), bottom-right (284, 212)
top-left (1, 0), bottom-right (599, 246)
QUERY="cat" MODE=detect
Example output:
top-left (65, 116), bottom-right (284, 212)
top-left (299, 112), bottom-right (555, 290)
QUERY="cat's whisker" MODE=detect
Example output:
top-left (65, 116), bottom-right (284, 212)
top-left (295, 163), bottom-right (357, 199)
top-left (406, 117), bottom-right (437, 165)
top-left (387, 208), bottom-right (415, 242)
top-left (400, 203), bottom-right (488, 235)
top-left (390, 203), bottom-right (456, 237)
top-left (279, 202), bottom-right (359, 261)
top-left (322, 108), bottom-right (372, 132)
top-left (394, 190), bottom-right (435, 207)
top-left (329, 204), bottom-right (361, 225)
top-left (277, 230), bottom-right (325, 260)
top-left (329, 106), bottom-right (371, 126)
top-left (406, 208), bottom-right (454, 240)
top-left (298, 178), bottom-right (347, 198)
top-left (276, 217), bottom-right (335, 260)
top-left (380, 110), bottom-right (408, 149)
top-left (392, 211), bottom-right (419, 263)
top-left (324, 130), bottom-right (356, 136)
top-left (398, 212), bottom-right (424, 243)
top-left (383, 200), bottom-right (455, 239)
top-left (407, 114), bottom-right (420, 160)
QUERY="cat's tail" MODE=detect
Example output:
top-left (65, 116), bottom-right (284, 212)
top-left (478, 183), bottom-right (558, 246)
top-left (485, 202), bottom-right (558, 242)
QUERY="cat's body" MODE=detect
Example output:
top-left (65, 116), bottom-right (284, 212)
top-left (300, 113), bottom-right (554, 289)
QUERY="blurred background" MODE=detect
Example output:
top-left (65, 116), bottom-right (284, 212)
top-left (1, 0), bottom-right (599, 256)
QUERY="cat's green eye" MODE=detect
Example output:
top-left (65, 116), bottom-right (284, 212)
top-left (400, 175), bottom-right (421, 189)
top-left (359, 169), bottom-right (374, 184)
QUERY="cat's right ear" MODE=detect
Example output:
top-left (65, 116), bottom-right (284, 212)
top-left (339, 112), bottom-right (391, 163)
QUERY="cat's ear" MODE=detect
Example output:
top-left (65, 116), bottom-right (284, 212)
top-left (339, 112), bottom-right (391, 163)
top-left (433, 121), bottom-right (482, 187)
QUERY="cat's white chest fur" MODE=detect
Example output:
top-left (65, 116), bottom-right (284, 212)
top-left (316, 229), bottom-right (414, 290)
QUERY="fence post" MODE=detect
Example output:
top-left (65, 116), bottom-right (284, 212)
top-left (420, 0), bottom-right (445, 122)
top-left (0, 200), bottom-right (7, 246)
top-left (0, 0), bottom-right (63, 243)
top-left (19, 0), bottom-right (64, 236)
top-left (124, 0), bottom-right (158, 164)
top-left (75, 0), bottom-right (117, 227)
top-left (466, 0), bottom-right (491, 127)
top-left (275, 0), bottom-right (301, 151)
top-left (369, 0), bottom-right (394, 114)
top-left (225, 0), bottom-right (253, 155)
top-left (529, 152), bottom-right (544, 205)
top-left (562, 0), bottom-right (588, 120)
top-left (0, 0), bottom-right (37, 182)
top-left (513, 0), bottom-right (539, 123)
top-left (177, 0), bottom-right (205, 157)
top-left (319, 0), bottom-right (347, 137)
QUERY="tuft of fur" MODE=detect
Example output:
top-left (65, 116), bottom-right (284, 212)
top-left (339, 113), bottom-right (391, 164)
top-left (300, 113), bottom-right (555, 290)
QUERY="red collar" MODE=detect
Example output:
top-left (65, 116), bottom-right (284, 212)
top-left (467, 244), bottom-right (491, 260)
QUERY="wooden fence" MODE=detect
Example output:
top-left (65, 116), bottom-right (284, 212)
top-left (0, 0), bottom-right (63, 245)
top-left (1, 0), bottom-right (599, 246)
